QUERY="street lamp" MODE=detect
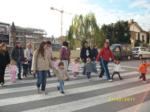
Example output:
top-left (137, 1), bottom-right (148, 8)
top-left (50, 7), bottom-right (64, 42)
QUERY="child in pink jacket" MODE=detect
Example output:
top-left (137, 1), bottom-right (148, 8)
top-left (72, 58), bottom-right (80, 78)
top-left (9, 59), bottom-right (18, 83)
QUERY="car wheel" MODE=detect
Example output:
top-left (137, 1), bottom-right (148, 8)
top-left (139, 55), bottom-right (142, 60)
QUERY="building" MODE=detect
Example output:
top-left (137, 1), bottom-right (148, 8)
top-left (0, 21), bottom-right (46, 49)
top-left (10, 26), bottom-right (47, 49)
top-left (0, 22), bottom-right (10, 44)
top-left (129, 19), bottom-right (149, 47)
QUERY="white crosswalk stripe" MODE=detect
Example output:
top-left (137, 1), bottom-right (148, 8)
top-left (0, 65), bottom-right (150, 112)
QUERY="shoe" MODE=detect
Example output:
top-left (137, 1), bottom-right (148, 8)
top-left (1, 83), bottom-right (4, 87)
top-left (57, 86), bottom-right (60, 90)
top-left (108, 79), bottom-right (113, 82)
top-left (18, 78), bottom-right (22, 80)
top-left (61, 91), bottom-right (65, 94)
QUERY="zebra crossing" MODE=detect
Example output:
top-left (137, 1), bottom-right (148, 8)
top-left (0, 64), bottom-right (150, 112)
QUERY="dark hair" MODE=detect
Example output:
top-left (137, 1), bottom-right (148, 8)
top-left (58, 62), bottom-right (64, 67)
top-left (37, 41), bottom-right (46, 57)
top-left (63, 41), bottom-right (68, 47)
top-left (46, 41), bottom-right (51, 45)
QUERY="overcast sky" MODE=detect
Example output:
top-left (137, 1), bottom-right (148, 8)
top-left (0, 0), bottom-right (150, 37)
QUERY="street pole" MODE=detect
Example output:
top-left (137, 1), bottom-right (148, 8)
top-left (50, 7), bottom-right (64, 43)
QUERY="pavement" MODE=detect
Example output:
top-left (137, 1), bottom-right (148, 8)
top-left (0, 60), bottom-right (150, 112)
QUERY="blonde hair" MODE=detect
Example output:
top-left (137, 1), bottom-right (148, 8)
top-left (10, 59), bottom-right (16, 65)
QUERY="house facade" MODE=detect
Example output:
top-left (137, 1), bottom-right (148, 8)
top-left (129, 19), bottom-right (149, 47)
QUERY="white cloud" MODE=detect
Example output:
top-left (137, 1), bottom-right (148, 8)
top-left (131, 0), bottom-right (150, 10)
top-left (0, 0), bottom-right (149, 37)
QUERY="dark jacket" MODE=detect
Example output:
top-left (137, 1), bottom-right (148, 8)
top-left (91, 48), bottom-right (98, 60)
top-left (0, 51), bottom-right (10, 67)
top-left (80, 47), bottom-right (91, 63)
top-left (11, 47), bottom-right (24, 62)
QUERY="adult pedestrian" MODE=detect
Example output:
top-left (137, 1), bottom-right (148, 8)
top-left (24, 42), bottom-right (33, 75)
top-left (96, 39), bottom-right (114, 81)
top-left (80, 41), bottom-right (91, 75)
top-left (0, 42), bottom-right (10, 86)
top-left (32, 41), bottom-right (51, 94)
top-left (11, 42), bottom-right (24, 80)
top-left (60, 41), bottom-right (70, 71)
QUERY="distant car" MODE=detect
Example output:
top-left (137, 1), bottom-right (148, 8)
top-left (132, 47), bottom-right (150, 59)
top-left (110, 44), bottom-right (132, 60)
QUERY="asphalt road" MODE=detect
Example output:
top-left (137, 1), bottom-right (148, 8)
top-left (0, 60), bottom-right (150, 112)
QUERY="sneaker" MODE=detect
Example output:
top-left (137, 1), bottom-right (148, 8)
top-left (57, 86), bottom-right (60, 90)
top-left (108, 79), bottom-right (113, 82)
top-left (61, 91), bottom-right (65, 94)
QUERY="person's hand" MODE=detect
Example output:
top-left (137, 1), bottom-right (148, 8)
top-left (32, 70), bottom-right (37, 74)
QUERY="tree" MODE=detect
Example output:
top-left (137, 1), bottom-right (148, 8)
top-left (101, 21), bottom-right (130, 44)
top-left (67, 13), bottom-right (104, 48)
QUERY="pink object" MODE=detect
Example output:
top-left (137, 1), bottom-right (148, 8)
top-left (72, 62), bottom-right (80, 73)
top-left (9, 65), bottom-right (18, 83)
top-left (52, 60), bottom-right (59, 69)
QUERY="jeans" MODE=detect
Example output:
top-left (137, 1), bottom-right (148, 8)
top-left (36, 71), bottom-right (48, 91)
top-left (17, 61), bottom-right (22, 79)
top-left (58, 80), bottom-right (64, 92)
top-left (100, 58), bottom-right (111, 80)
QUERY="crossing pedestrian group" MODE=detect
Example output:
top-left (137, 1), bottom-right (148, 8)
top-left (0, 39), bottom-right (150, 95)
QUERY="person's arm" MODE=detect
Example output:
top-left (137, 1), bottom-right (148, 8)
top-left (80, 48), bottom-right (84, 59)
top-left (31, 50), bottom-right (38, 73)
top-left (11, 48), bottom-right (16, 60)
top-left (96, 49), bottom-right (103, 61)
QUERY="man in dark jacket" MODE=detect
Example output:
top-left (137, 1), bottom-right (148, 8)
top-left (11, 42), bottom-right (24, 80)
top-left (80, 41), bottom-right (91, 75)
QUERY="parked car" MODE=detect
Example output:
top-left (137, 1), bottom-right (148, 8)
top-left (132, 47), bottom-right (150, 59)
top-left (110, 44), bottom-right (132, 60)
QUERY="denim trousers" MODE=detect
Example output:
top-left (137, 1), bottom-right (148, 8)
top-left (36, 71), bottom-right (48, 91)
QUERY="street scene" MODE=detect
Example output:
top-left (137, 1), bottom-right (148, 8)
top-left (0, 0), bottom-right (150, 112)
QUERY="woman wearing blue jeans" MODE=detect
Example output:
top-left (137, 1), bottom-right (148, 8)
top-left (32, 41), bottom-right (51, 94)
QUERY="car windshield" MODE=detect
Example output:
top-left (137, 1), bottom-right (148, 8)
top-left (132, 48), bottom-right (139, 51)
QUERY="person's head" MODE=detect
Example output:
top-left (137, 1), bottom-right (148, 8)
top-left (104, 39), bottom-right (110, 48)
top-left (58, 62), bottom-right (64, 69)
top-left (62, 41), bottom-right (68, 47)
top-left (10, 59), bottom-right (16, 65)
top-left (46, 41), bottom-right (52, 48)
top-left (37, 41), bottom-right (47, 57)
top-left (0, 42), bottom-right (7, 52)
top-left (114, 60), bottom-right (120, 64)
top-left (52, 57), bottom-right (57, 61)
top-left (27, 42), bottom-right (32, 49)
top-left (16, 42), bottom-right (21, 48)
top-left (83, 41), bottom-right (88, 48)
top-left (141, 59), bottom-right (147, 64)
top-left (75, 57), bottom-right (80, 63)
top-left (87, 57), bottom-right (91, 62)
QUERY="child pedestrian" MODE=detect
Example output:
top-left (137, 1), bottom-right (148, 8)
top-left (9, 59), bottom-right (18, 83)
top-left (138, 60), bottom-right (150, 83)
top-left (53, 62), bottom-right (68, 94)
top-left (72, 57), bottom-right (80, 79)
top-left (22, 58), bottom-right (28, 78)
top-left (85, 57), bottom-right (93, 79)
top-left (112, 60), bottom-right (123, 80)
